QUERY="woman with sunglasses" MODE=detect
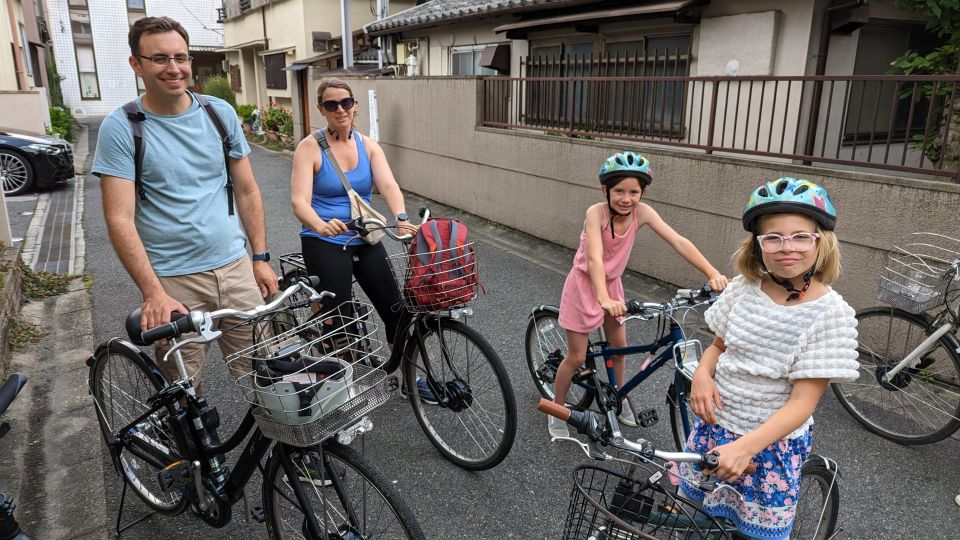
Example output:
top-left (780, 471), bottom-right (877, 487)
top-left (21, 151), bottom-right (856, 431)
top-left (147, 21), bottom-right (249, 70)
top-left (291, 78), bottom-right (416, 353)
top-left (679, 178), bottom-right (859, 539)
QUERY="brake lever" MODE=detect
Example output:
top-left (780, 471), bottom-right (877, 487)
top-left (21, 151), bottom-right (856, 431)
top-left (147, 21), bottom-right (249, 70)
top-left (550, 436), bottom-right (610, 461)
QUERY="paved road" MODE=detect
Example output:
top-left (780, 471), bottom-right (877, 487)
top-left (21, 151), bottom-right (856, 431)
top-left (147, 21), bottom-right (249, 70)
top-left (81, 139), bottom-right (960, 539)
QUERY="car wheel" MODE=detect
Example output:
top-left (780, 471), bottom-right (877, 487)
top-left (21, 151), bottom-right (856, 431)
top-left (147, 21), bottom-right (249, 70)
top-left (0, 149), bottom-right (35, 196)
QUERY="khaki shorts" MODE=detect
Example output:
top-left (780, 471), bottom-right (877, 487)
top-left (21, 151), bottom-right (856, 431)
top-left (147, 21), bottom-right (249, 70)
top-left (154, 256), bottom-right (265, 386)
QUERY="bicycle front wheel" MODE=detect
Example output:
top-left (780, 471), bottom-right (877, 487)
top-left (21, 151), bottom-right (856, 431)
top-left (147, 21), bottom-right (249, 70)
top-left (89, 341), bottom-right (187, 515)
top-left (789, 456), bottom-right (840, 540)
top-left (523, 308), bottom-right (593, 410)
top-left (667, 377), bottom-right (693, 451)
top-left (262, 441), bottom-right (425, 540)
top-left (830, 306), bottom-right (960, 444)
top-left (405, 319), bottom-right (518, 470)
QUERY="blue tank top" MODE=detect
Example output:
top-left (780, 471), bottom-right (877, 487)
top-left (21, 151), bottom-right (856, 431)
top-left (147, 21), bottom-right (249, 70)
top-left (300, 131), bottom-right (373, 246)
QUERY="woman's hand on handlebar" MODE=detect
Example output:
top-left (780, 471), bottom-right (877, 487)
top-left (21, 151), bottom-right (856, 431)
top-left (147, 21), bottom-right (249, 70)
top-left (707, 273), bottom-right (729, 293)
top-left (708, 441), bottom-right (756, 482)
top-left (396, 219), bottom-right (418, 237)
top-left (316, 218), bottom-right (349, 237)
top-left (600, 298), bottom-right (627, 318)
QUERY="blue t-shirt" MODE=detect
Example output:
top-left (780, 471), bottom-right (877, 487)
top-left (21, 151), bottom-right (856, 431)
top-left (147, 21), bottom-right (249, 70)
top-left (92, 94), bottom-right (251, 276)
top-left (301, 131), bottom-right (374, 246)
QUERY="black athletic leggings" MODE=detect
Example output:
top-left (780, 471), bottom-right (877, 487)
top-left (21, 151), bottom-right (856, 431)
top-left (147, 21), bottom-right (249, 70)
top-left (301, 236), bottom-right (403, 343)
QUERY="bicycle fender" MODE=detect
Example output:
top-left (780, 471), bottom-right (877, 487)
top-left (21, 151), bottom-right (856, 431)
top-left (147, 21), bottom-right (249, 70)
top-left (529, 305), bottom-right (560, 321)
top-left (91, 338), bottom-right (170, 392)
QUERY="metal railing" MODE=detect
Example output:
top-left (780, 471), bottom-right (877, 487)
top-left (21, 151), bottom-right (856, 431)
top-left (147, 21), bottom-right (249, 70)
top-left (480, 75), bottom-right (960, 181)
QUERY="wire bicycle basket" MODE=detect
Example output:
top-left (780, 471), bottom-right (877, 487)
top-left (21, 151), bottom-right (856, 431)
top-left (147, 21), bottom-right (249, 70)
top-left (226, 301), bottom-right (391, 447)
top-left (563, 465), bottom-right (731, 540)
top-left (876, 232), bottom-right (960, 314)
top-left (387, 242), bottom-right (481, 313)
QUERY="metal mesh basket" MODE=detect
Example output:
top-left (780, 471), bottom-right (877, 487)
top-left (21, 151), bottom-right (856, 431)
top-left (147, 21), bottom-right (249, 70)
top-left (226, 301), bottom-right (391, 447)
top-left (876, 233), bottom-right (960, 314)
top-left (387, 242), bottom-right (480, 313)
top-left (563, 465), bottom-right (730, 540)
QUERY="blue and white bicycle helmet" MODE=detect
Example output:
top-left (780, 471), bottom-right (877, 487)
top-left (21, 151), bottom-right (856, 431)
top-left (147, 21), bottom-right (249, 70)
top-left (599, 151), bottom-right (653, 187)
top-left (742, 177), bottom-right (837, 232)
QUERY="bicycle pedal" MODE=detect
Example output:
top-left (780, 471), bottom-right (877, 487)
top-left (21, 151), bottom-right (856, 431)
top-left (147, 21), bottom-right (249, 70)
top-left (386, 376), bottom-right (400, 392)
top-left (158, 461), bottom-right (192, 493)
top-left (638, 408), bottom-right (658, 428)
top-left (250, 505), bottom-right (266, 524)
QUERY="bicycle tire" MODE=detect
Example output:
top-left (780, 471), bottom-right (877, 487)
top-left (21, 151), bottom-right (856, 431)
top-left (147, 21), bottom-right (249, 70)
top-left (789, 456), bottom-right (840, 540)
top-left (405, 319), bottom-right (518, 470)
top-left (830, 306), bottom-right (960, 445)
top-left (89, 341), bottom-right (188, 515)
top-left (524, 308), bottom-right (593, 410)
top-left (262, 441), bottom-right (425, 540)
top-left (667, 377), bottom-right (693, 451)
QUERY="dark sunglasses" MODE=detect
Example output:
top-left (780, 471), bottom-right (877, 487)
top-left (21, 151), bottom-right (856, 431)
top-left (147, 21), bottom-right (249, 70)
top-left (320, 97), bottom-right (356, 112)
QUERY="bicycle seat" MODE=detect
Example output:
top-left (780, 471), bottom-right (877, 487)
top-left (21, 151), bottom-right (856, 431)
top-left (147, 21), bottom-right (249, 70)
top-left (125, 308), bottom-right (191, 346)
top-left (0, 373), bottom-right (27, 417)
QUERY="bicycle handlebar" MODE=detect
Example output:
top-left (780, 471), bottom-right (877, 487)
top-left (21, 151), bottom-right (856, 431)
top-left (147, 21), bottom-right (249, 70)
top-left (345, 207), bottom-right (432, 243)
top-left (622, 285), bottom-right (718, 323)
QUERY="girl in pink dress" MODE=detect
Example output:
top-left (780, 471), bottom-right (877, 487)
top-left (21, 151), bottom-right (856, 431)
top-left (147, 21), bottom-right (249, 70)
top-left (549, 152), bottom-right (729, 438)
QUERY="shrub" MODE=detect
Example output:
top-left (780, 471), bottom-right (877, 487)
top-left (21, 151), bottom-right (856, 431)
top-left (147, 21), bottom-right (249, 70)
top-left (262, 106), bottom-right (292, 135)
top-left (47, 106), bottom-right (76, 142)
top-left (236, 103), bottom-right (257, 124)
top-left (202, 75), bottom-right (236, 108)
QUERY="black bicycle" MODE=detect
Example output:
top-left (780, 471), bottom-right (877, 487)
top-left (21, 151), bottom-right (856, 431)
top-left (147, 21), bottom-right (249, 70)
top-left (276, 209), bottom-right (518, 471)
top-left (87, 278), bottom-right (425, 539)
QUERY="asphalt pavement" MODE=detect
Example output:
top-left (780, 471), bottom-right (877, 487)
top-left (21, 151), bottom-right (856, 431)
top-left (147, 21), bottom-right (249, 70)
top-left (8, 128), bottom-right (958, 538)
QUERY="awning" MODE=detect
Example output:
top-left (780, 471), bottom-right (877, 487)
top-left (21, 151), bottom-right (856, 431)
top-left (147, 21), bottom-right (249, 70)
top-left (493, 1), bottom-right (697, 34)
top-left (282, 63), bottom-right (310, 72)
top-left (258, 46), bottom-right (296, 56)
top-left (216, 38), bottom-right (267, 52)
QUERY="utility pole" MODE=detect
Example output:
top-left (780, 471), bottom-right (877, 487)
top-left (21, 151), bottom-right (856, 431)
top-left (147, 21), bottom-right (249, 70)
top-left (340, 0), bottom-right (352, 70)
top-left (377, 0), bottom-right (389, 69)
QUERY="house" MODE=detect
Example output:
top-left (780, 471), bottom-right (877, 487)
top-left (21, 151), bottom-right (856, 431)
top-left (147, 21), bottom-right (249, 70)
top-left (44, 0), bottom-right (226, 117)
top-left (219, 0), bottom-right (417, 138)
top-left (1, 0), bottom-right (54, 133)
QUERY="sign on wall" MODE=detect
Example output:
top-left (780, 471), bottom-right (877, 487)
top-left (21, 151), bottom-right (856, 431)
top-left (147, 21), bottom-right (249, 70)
top-left (368, 89), bottom-right (379, 142)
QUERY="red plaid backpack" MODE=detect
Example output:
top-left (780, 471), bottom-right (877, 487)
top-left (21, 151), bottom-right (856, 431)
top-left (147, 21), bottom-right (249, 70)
top-left (404, 218), bottom-right (482, 310)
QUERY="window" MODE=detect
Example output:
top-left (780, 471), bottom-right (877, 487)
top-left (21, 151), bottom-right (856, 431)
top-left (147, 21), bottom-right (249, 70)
top-left (127, 0), bottom-right (145, 8)
top-left (451, 46), bottom-right (497, 76)
top-left (76, 44), bottom-right (100, 99)
top-left (127, 0), bottom-right (146, 92)
top-left (264, 53), bottom-right (287, 89)
top-left (18, 24), bottom-right (32, 77)
top-left (230, 64), bottom-right (241, 92)
top-left (70, 9), bottom-right (92, 40)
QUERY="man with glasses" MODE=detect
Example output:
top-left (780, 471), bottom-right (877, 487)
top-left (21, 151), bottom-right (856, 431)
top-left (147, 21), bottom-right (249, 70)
top-left (92, 16), bottom-right (278, 390)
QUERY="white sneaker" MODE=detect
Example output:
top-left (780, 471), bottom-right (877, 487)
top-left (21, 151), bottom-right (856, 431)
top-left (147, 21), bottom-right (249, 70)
top-left (618, 398), bottom-right (638, 427)
top-left (547, 415), bottom-right (569, 439)
top-left (955, 494), bottom-right (960, 508)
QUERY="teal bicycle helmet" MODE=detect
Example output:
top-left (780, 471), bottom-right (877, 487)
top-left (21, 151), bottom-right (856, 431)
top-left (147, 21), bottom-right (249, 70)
top-left (742, 177), bottom-right (837, 232)
top-left (599, 151), bottom-right (653, 187)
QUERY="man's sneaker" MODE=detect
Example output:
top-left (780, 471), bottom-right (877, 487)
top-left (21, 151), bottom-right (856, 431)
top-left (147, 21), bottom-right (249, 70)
top-left (400, 377), bottom-right (439, 405)
top-left (618, 398), bottom-right (638, 427)
top-left (548, 415), bottom-right (569, 439)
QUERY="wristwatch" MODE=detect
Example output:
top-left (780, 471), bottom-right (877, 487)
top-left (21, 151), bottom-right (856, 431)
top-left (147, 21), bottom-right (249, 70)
top-left (252, 251), bottom-right (271, 262)
top-left (395, 213), bottom-right (409, 223)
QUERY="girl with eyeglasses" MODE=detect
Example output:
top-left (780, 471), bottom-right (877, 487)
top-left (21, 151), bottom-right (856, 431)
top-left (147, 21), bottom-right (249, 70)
top-left (680, 177), bottom-right (859, 539)
top-left (290, 78), bottom-right (416, 360)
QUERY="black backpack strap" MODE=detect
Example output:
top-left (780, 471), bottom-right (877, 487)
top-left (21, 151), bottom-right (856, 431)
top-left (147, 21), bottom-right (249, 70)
top-left (122, 100), bottom-right (147, 202)
top-left (192, 91), bottom-right (235, 215)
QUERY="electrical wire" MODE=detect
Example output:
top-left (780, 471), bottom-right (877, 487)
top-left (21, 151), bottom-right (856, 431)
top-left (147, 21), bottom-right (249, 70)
top-left (174, 0), bottom-right (224, 36)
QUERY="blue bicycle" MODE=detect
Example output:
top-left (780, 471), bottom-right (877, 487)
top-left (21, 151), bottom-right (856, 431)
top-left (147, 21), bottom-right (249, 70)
top-left (525, 286), bottom-right (716, 450)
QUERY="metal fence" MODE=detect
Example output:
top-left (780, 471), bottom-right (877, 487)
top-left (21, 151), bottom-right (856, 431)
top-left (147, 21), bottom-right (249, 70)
top-left (480, 75), bottom-right (960, 181)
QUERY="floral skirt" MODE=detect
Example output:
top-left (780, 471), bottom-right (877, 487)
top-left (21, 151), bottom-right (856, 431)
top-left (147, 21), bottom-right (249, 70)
top-left (678, 419), bottom-right (812, 540)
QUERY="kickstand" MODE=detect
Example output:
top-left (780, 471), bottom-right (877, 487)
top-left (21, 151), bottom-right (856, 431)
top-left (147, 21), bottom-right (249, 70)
top-left (114, 481), bottom-right (155, 536)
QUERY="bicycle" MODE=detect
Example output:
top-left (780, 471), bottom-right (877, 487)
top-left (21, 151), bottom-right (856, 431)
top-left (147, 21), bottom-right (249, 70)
top-left (525, 286), bottom-right (717, 451)
top-left (275, 210), bottom-right (518, 471)
top-left (87, 277), bottom-right (426, 538)
top-left (831, 232), bottom-right (960, 445)
top-left (538, 398), bottom-right (841, 540)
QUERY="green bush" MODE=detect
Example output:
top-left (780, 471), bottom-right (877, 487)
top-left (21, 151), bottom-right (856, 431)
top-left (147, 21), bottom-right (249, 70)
top-left (236, 103), bottom-right (257, 124)
top-left (47, 106), bottom-right (76, 142)
top-left (202, 75), bottom-right (236, 108)
top-left (262, 106), bottom-right (292, 135)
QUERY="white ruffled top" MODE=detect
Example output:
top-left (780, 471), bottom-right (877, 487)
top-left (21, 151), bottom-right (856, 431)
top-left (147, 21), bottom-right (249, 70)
top-left (704, 275), bottom-right (859, 439)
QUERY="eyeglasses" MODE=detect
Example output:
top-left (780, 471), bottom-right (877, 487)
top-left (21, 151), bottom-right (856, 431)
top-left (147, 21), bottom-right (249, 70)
top-left (756, 232), bottom-right (821, 253)
top-left (137, 54), bottom-right (193, 66)
top-left (320, 97), bottom-right (356, 112)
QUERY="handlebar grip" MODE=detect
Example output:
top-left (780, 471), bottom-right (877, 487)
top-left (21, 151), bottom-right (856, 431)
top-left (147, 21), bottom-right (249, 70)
top-left (537, 398), bottom-right (571, 422)
top-left (141, 312), bottom-right (195, 344)
top-left (418, 207), bottom-right (428, 219)
top-left (293, 275), bottom-right (322, 288)
top-left (702, 452), bottom-right (756, 473)
top-left (345, 217), bottom-right (367, 234)
top-left (626, 300), bottom-right (644, 315)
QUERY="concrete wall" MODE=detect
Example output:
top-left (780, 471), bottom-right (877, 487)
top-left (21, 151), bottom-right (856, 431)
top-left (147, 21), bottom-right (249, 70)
top-left (332, 76), bottom-right (959, 310)
top-left (0, 89), bottom-right (48, 132)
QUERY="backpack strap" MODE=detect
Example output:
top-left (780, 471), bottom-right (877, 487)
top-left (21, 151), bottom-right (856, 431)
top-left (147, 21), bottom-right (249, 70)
top-left (192, 91), bottom-right (235, 215)
top-left (122, 100), bottom-right (147, 202)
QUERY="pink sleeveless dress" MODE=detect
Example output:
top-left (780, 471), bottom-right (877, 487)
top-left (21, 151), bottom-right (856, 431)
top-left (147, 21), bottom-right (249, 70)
top-left (558, 208), bottom-right (639, 333)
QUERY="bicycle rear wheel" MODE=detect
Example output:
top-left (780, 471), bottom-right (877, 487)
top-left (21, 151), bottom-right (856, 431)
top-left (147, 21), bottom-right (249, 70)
top-left (88, 341), bottom-right (187, 515)
top-left (405, 318), bottom-right (517, 470)
top-left (262, 440), bottom-right (425, 539)
top-left (524, 308), bottom-right (593, 410)
top-left (830, 306), bottom-right (960, 444)
top-left (789, 456), bottom-right (840, 540)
